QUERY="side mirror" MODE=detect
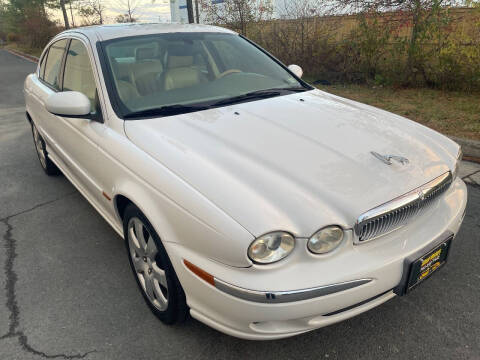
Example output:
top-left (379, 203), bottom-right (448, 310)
top-left (46, 91), bottom-right (91, 117)
top-left (288, 64), bottom-right (303, 79)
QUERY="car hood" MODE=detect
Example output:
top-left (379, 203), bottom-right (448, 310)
top-left (124, 89), bottom-right (458, 238)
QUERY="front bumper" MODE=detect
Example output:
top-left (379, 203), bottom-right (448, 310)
top-left (165, 178), bottom-right (468, 340)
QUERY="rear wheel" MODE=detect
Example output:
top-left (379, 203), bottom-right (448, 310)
top-left (31, 122), bottom-right (60, 176)
top-left (123, 204), bottom-right (188, 324)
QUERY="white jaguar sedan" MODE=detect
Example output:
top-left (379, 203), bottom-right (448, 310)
top-left (24, 23), bottom-right (467, 340)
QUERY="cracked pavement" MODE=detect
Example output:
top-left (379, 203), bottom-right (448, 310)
top-left (1, 49), bottom-right (479, 359)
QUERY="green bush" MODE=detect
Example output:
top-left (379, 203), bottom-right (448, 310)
top-left (248, 7), bottom-right (480, 91)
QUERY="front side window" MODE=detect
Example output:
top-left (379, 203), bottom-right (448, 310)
top-left (102, 33), bottom-right (309, 119)
top-left (63, 39), bottom-right (98, 113)
top-left (43, 39), bottom-right (68, 90)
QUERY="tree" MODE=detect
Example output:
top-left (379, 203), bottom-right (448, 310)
top-left (115, 13), bottom-right (137, 22)
top-left (69, 1), bottom-right (76, 27)
top-left (200, 0), bottom-right (273, 35)
top-left (42, 0), bottom-right (80, 29)
top-left (0, 0), bottom-right (7, 41)
top-left (114, 0), bottom-right (138, 22)
top-left (265, 0), bottom-right (339, 78)
top-left (3, 0), bottom-right (59, 47)
top-left (59, 0), bottom-right (69, 28)
top-left (335, 0), bottom-right (454, 85)
top-left (77, 0), bottom-right (106, 25)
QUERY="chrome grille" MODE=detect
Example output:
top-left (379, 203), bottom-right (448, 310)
top-left (355, 172), bottom-right (452, 243)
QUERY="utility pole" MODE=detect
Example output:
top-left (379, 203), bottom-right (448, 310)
top-left (186, 0), bottom-right (194, 23)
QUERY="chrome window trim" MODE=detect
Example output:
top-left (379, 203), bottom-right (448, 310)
top-left (354, 171), bottom-right (453, 243)
top-left (214, 278), bottom-right (372, 303)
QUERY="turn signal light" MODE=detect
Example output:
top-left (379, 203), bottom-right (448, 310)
top-left (183, 260), bottom-right (215, 286)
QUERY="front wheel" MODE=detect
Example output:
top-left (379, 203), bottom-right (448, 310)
top-left (123, 204), bottom-right (188, 324)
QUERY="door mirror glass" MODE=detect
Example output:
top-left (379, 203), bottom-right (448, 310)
top-left (45, 91), bottom-right (91, 117)
top-left (288, 64), bottom-right (303, 79)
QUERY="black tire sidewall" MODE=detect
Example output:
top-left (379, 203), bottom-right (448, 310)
top-left (31, 122), bottom-right (60, 176)
top-left (123, 204), bottom-right (187, 324)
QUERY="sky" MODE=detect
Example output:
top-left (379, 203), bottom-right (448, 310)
top-left (107, 0), bottom-right (171, 22)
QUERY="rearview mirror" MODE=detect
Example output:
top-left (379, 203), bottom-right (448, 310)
top-left (46, 91), bottom-right (91, 117)
top-left (288, 64), bottom-right (303, 79)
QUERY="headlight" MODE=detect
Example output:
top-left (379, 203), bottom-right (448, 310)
top-left (453, 147), bottom-right (463, 179)
top-left (307, 226), bottom-right (344, 254)
top-left (248, 231), bottom-right (295, 264)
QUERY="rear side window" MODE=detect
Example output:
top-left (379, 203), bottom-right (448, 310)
top-left (43, 39), bottom-right (68, 90)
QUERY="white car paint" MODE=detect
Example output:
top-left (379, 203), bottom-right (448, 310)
top-left (124, 89), bottom-right (458, 238)
top-left (24, 23), bottom-right (467, 340)
top-left (46, 91), bottom-right (91, 116)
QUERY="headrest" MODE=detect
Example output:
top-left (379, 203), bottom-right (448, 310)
top-left (167, 43), bottom-right (194, 56)
top-left (111, 59), bottom-right (131, 79)
top-left (167, 55), bottom-right (194, 69)
top-left (135, 47), bottom-right (155, 61)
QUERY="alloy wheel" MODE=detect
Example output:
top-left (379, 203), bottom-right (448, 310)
top-left (127, 217), bottom-right (169, 311)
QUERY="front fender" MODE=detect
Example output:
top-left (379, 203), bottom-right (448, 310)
top-left (112, 178), bottom-right (254, 268)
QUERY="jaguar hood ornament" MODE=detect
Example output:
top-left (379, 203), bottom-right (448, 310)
top-left (371, 151), bottom-right (410, 165)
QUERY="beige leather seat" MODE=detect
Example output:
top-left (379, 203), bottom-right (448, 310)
top-left (117, 80), bottom-right (140, 103)
top-left (162, 50), bottom-right (206, 91)
top-left (131, 47), bottom-right (163, 96)
top-left (110, 59), bottom-right (139, 102)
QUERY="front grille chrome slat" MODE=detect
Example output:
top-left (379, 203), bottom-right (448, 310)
top-left (355, 172), bottom-right (452, 243)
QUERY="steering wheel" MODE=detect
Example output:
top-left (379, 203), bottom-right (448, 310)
top-left (217, 69), bottom-right (241, 79)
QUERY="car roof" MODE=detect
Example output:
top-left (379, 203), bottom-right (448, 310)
top-left (61, 23), bottom-right (236, 42)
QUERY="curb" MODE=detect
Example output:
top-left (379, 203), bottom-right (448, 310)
top-left (4, 48), bottom-right (39, 63)
top-left (450, 136), bottom-right (480, 162)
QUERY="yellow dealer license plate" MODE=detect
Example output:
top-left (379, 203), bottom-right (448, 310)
top-left (406, 239), bottom-right (452, 292)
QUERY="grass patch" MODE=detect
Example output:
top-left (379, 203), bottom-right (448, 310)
top-left (316, 84), bottom-right (480, 141)
top-left (3, 42), bottom-right (43, 58)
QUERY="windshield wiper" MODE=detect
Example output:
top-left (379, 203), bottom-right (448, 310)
top-left (124, 104), bottom-right (211, 119)
top-left (124, 87), bottom-right (309, 118)
top-left (211, 87), bottom-right (308, 107)
top-left (271, 86), bottom-right (309, 92)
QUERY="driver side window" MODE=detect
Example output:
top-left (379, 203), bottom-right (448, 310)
top-left (63, 39), bottom-right (98, 113)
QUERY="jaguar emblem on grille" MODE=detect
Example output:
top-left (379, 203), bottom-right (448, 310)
top-left (371, 151), bottom-right (409, 165)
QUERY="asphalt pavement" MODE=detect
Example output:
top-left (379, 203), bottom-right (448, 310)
top-left (0, 49), bottom-right (479, 360)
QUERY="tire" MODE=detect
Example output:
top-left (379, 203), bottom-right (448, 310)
top-left (31, 122), bottom-right (61, 176)
top-left (123, 204), bottom-right (188, 324)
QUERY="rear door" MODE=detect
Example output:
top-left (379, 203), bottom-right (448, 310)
top-left (25, 38), bottom-right (68, 155)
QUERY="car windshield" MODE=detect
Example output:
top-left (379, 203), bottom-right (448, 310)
top-left (102, 32), bottom-right (309, 119)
